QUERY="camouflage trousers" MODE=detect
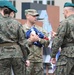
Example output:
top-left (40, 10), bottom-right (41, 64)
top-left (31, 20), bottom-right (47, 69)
top-left (55, 55), bottom-right (74, 75)
top-left (0, 58), bottom-right (25, 75)
top-left (25, 62), bottom-right (43, 75)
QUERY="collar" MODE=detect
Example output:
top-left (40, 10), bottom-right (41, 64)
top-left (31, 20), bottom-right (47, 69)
top-left (23, 23), bottom-right (35, 29)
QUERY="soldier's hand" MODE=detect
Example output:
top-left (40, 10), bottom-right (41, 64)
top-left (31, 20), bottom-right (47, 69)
top-left (50, 58), bottom-right (56, 64)
top-left (26, 60), bottom-right (30, 67)
top-left (29, 33), bottom-right (39, 42)
top-left (51, 31), bottom-right (56, 38)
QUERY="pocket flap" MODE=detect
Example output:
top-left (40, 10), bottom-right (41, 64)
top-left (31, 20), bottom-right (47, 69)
top-left (56, 61), bottom-right (67, 66)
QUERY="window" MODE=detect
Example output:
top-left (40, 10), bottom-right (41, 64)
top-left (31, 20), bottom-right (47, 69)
top-left (33, 0), bottom-right (43, 4)
top-left (47, 0), bottom-right (54, 5)
top-left (39, 0), bottom-right (42, 4)
top-left (52, 0), bottom-right (54, 5)
top-left (47, 0), bottom-right (50, 5)
top-left (72, 0), bottom-right (74, 3)
top-left (34, 0), bottom-right (37, 3)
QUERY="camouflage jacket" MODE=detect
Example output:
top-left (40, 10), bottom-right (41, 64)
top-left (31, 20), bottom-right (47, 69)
top-left (51, 14), bottom-right (74, 58)
top-left (0, 14), bottom-right (30, 60)
top-left (23, 24), bottom-right (49, 62)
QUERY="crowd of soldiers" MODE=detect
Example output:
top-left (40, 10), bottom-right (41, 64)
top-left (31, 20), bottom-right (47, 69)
top-left (0, 1), bottom-right (74, 75)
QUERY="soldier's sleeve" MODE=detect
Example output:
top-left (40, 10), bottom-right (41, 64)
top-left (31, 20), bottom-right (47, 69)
top-left (39, 28), bottom-right (49, 47)
top-left (51, 20), bottom-right (67, 58)
top-left (22, 24), bottom-right (33, 46)
top-left (17, 24), bottom-right (30, 60)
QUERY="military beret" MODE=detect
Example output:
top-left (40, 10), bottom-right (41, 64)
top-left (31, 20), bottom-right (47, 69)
top-left (25, 9), bottom-right (39, 16)
top-left (0, 1), bottom-right (4, 7)
top-left (64, 2), bottom-right (74, 7)
top-left (0, 1), bottom-right (17, 13)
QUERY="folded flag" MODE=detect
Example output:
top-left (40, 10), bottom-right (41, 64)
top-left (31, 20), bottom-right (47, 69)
top-left (26, 26), bottom-right (48, 47)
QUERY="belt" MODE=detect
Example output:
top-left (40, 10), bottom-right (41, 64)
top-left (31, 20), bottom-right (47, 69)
top-left (0, 42), bottom-right (17, 47)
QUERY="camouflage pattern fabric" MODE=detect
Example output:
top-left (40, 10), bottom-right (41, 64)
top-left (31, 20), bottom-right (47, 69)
top-left (23, 24), bottom-right (49, 75)
top-left (0, 58), bottom-right (25, 75)
top-left (55, 55), bottom-right (74, 75)
top-left (0, 13), bottom-right (30, 75)
top-left (23, 24), bottom-right (49, 62)
top-left (0, 13), bottom-right (29, 59)
top-left (26, 62), bottom-right (43, 75)
top-left (51, 14), bottom-right (74, 75)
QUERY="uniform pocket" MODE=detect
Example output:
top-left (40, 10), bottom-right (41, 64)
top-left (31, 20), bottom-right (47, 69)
top-left (56, 55), bottom-right (67, 66)
top-left (56, 61), bottom-right (67, 66)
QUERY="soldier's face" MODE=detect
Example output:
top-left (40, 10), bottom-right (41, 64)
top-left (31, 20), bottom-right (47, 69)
top-left (28, 15), bottom-right (37, 24)
top-left (63, 10), bottom-right (66, 18)
top-left (63, 9), bottom-right (68, 18)
top-left (64, 13), bottom-right (67, 18)
top-left (10, 12), bottom-right (15, 18)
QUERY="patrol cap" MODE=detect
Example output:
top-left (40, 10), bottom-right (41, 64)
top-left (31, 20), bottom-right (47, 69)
top-left (64, 2), bottom-right (74, 7)
top-left (25, 9), bottom-right (39, 16)
top-left (0, 1), bottom-right (17, 13)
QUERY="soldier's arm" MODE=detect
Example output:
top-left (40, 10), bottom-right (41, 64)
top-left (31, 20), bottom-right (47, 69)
top-left (22, 25), bottom-right (33, 47)
top-left (38, 38), bottom-right (49, 47)
top-left (17, 24), bottom-right (30, 60)
top-left (39, 28), bottom-right (49, 47)
top-left (51, 20), bottom-right (67, 58)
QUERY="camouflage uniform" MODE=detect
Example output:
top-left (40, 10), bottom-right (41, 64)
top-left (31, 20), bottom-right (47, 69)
top-left (0, 13), bottom-right (30, 75)
top-left (51, 14), bottom-right (74, 75)
top-left (23, 24), bottom-right (49, 75)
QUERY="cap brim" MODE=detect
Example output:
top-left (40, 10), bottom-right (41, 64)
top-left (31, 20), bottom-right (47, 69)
top-left (32, 13), bottom-right (39, 16)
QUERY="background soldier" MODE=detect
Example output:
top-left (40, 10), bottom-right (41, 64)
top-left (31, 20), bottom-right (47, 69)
top-left (23, 9), bottom-right (49, 75)
top-left (51, 2), bottom-right (74, 75)
top-left (0, 1), bottom-right (30, 75)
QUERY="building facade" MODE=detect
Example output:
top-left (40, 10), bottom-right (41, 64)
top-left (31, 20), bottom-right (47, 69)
top-left (9, 0), bottom-right (72, 21)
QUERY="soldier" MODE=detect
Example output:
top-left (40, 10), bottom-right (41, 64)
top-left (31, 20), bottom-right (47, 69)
top-left (23, 9), bottom-right (49, 75)
top-left (51, 2), bottom-right (74, 75)
top-left (0, 1), bottom-right (30, 75)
